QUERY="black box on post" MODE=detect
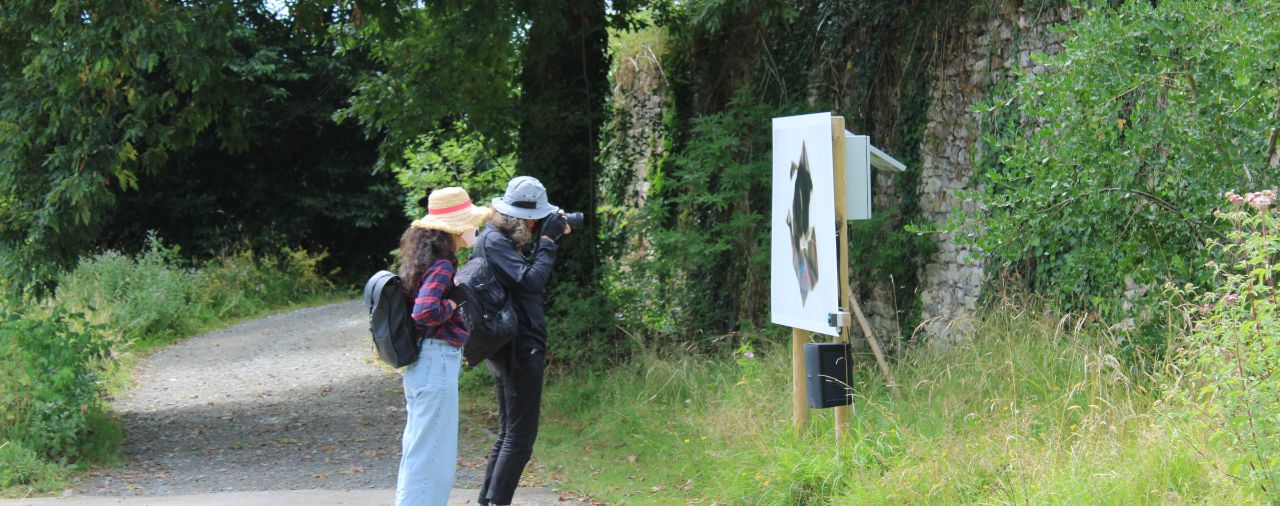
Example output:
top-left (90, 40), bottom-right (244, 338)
top-left (804, 342), bottom-right (852, 408)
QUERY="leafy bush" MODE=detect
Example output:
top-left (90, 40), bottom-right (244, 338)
top-left (55, 235), bottom-right (202, 346)
top-left (959, 0), bottom-right (1280, 355)
top-left (200, 247), bottom-right (333, 319)
top-left (56, 234), bottom-right (333, 347)
top-left (0, 306), bottom-right (113, 463)
top-left (1172, 190), bottom-right (1280, 500)
top-left (395, 126), bottom-right (516, 220)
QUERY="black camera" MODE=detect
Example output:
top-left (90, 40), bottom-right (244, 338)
top-left (564, 211), bottom-right (585, 229)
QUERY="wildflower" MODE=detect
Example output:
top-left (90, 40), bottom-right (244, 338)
top-left (1069, 424), bottom-right (1078, 432)
top-left (743, 351), bottom-right (754, 359)
top-left (1225, 191), bottom-right (1244, 206)
top-left (1222, 294), bottom-right (1239, 305)
top-left (1246, 190), bottom-right (1275, 210)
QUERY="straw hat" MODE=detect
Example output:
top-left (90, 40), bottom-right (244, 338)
top-left (491, 176), bottom-right (559, 220)
top-left (410, 187), bottom-right (492, 234)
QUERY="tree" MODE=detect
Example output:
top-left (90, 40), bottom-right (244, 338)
top-left (516, 0), bottom-right (610, 286)
top-left (339, 0), bottom-right (634, 288)
top-left (0, 1), bottom-right (407, 290)
top-left (98, 4), bottom-right (403, 282)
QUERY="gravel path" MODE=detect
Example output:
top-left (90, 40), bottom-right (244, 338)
top-left (58, 301), bottom-right (583, 505)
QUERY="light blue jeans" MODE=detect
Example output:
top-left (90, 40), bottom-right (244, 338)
top-left (395, 339), bottom-right (462, 506)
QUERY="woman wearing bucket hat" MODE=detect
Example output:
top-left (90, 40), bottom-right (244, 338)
top-left (473, 176), bottom-right (571, 506)
top-left (393, 187), bottom-right (491, 506)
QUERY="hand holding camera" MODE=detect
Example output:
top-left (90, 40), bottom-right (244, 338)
top-left (540, 210), bottom-right (584, 245)
top-left (540, 211), bottom-right (571, 244)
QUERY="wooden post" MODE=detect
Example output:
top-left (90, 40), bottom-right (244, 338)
top-left (832, 117), bottom-right (900, 397)
top-left (791, 327), bottom-right (810, 438)
top-left (830, 117), bottom-right (852, 438)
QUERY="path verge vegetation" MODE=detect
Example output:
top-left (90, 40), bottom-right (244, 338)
top-left (0, 235), bottom-right (344, 497)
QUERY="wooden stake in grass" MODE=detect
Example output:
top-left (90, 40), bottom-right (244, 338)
top-left (792, 327), bottom-right (810, 437)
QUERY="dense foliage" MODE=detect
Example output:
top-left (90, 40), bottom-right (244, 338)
top-left (0, 1), bottom-right (251, 289)
top-left (1173, 192), bottom-right (1280, 499)
top-left (961, 0), bottom-right (1280, 352)
top-left (0, 1), bottom-right (402, 291)
top-left (0, 305), bottom-right (116, 494)
top-left (338, 0), bottom-right (622, 291)
top-left (333, 2), bottom-right (522, 167)
top-left (607, 91), bottom-right (783, 339)
top-left (0, 307), bottom-right (112, 463)
top-left (596, 0), bottom-right (955, 345)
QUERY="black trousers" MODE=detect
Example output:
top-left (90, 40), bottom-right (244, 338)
top-left (478, 347), bottom-right (545, 505)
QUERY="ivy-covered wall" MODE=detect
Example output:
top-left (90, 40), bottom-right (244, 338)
top-left (600, 1), bottom-right (1073, 347)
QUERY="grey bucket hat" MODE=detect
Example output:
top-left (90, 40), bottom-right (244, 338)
top-left (491, 176), bottom-right (559, 220)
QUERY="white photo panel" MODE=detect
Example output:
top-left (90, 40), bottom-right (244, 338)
top-left (770, 112), bottom-right (839, 336)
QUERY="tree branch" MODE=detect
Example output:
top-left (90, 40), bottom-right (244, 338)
top-left (1042, 187), bottom-right (1204, 243)
top-left (1268, 92), bottom-right (1280, 169)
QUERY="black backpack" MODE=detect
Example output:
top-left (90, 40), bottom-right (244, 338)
top-left (362, 270), bottom-right (419, 368)
top-left (455, 240), bottom-right (518, 367)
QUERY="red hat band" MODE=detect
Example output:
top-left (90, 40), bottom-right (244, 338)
top-left (429, 199), bottom-right (473, 216)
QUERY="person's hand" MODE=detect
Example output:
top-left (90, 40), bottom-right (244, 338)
top-left (540, 211), bottom-right (568, 243)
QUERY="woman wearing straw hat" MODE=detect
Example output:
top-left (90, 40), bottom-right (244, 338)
top-left (474, 176), bottom-right (571, 506)
top-left (394, 187), bottom-right (491, 506)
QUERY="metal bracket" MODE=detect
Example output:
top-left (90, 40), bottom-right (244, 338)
top-left (827, 311), bottom-right (851, 328)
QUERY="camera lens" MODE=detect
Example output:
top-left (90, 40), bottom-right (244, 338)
top-left (565, 212), bottom-right (585, 229)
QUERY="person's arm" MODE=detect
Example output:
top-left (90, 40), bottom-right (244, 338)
top-left (484, 234), bottom-right (557, 294)
top-left (411, 261), bottom-right (457, 327)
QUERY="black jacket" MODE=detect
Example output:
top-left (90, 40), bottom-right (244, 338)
top-left (476, 225), bottom-right (557, 351)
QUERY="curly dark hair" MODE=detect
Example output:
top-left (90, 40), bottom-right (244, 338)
top-left (397, 226), bottom-right (455, 296)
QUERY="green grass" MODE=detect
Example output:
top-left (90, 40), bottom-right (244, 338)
top-left (507, 297), bottom-right (1259, 505)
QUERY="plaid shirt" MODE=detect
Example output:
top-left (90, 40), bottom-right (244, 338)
top-left (411, 258), bottom-right (468, 348)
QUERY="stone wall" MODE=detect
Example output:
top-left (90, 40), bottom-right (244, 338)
top-left (915, 3), bottom-right (1072, 340)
